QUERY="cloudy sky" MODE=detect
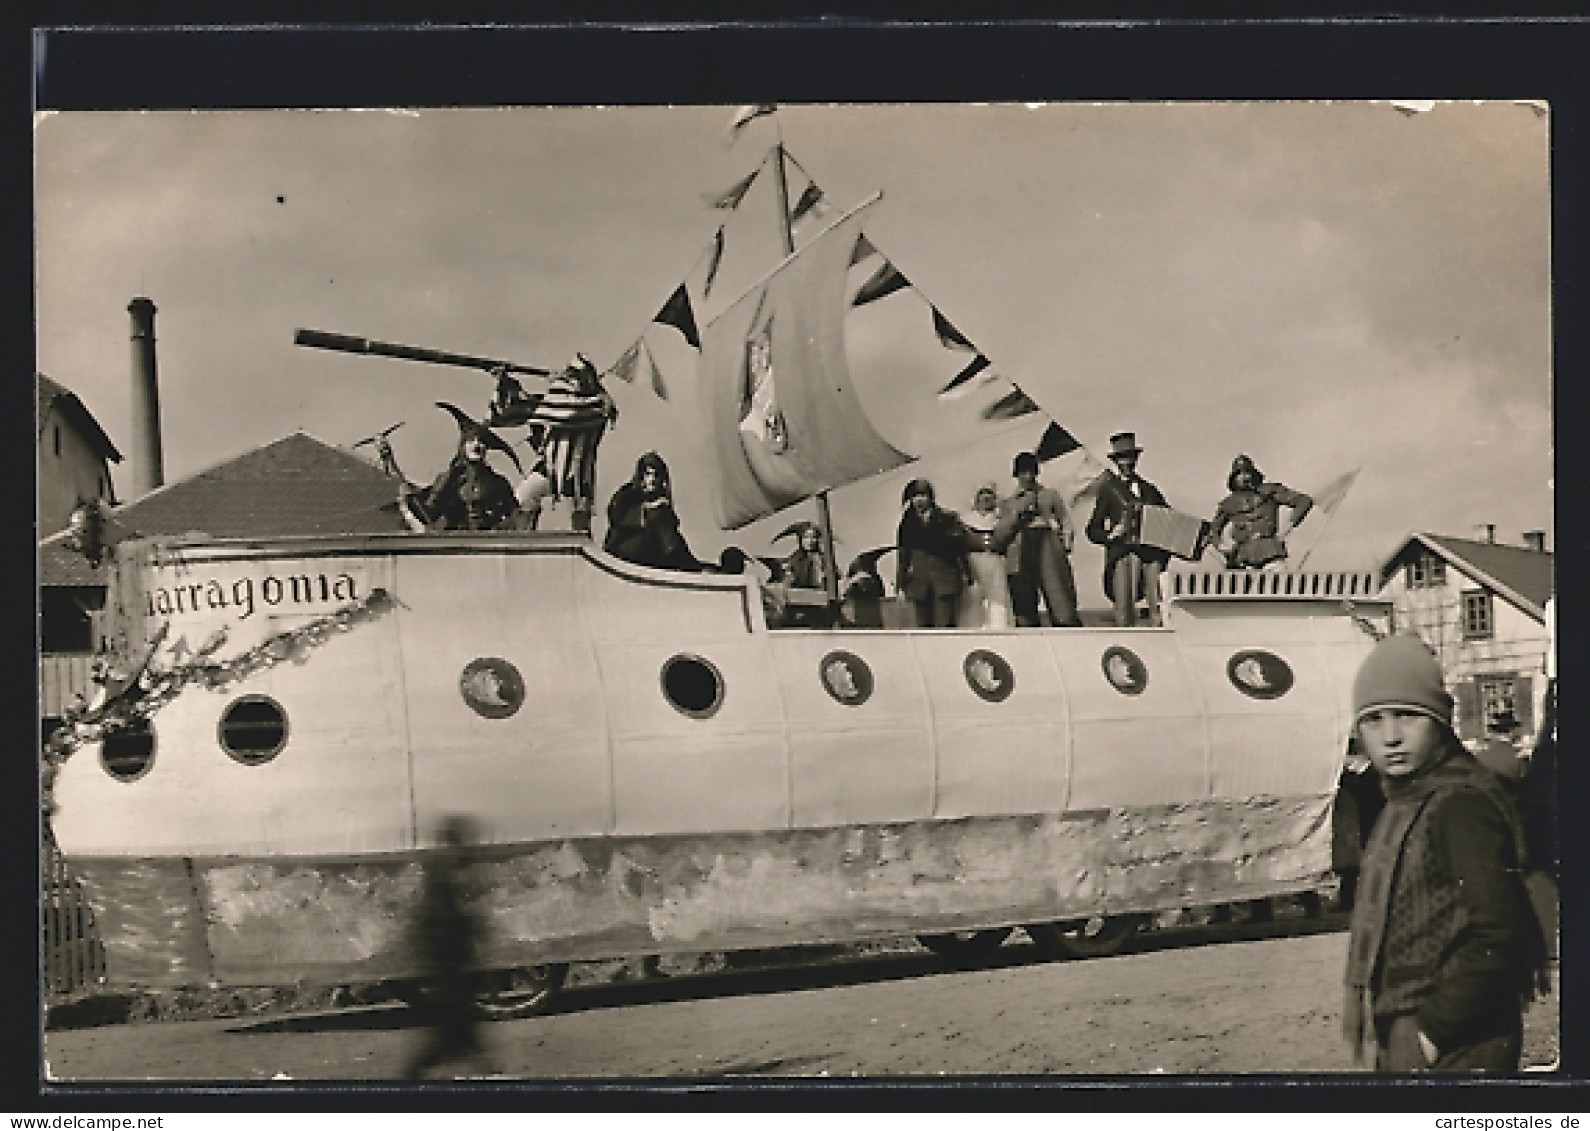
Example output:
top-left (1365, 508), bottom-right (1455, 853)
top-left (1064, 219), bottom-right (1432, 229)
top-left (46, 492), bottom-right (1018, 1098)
top-left (35, 101), bottom-right (1550, 604)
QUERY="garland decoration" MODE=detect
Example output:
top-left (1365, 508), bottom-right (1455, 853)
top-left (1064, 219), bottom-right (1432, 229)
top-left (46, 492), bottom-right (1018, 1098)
top-left (42, 588), bottom-right (397, 799)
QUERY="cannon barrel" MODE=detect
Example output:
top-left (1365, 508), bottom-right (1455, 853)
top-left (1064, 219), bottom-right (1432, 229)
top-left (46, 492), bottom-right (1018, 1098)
top-left (294, 329), bottom-right (550, 377)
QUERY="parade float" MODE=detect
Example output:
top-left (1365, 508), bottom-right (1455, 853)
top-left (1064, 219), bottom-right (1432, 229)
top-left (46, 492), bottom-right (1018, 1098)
top-left (46, 128), bottom-right (1386, 1015)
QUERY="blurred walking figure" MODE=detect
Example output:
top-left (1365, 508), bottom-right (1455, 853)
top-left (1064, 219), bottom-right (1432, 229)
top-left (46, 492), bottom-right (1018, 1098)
top-left (1342, 635), bottom-right (1549, 1074)
top-left (403, 815), bottom-right (500, 1080)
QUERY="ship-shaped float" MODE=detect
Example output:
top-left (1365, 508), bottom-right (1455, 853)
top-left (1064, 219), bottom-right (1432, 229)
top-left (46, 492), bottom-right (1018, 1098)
top-left (48, 130), bottom-right (1387, 1013)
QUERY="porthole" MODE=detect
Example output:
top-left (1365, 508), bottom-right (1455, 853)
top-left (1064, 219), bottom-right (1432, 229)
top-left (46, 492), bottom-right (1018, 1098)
top-left (964, 649), bottom-right (1015, 703)
top-left (818, 650), bottom-right (874, 707)
top-left (459, 657), bottom-right (526, 720)
top-left (661, 654), bottom-right (725, 719)
top-left (101, 720), bottom-right (156, 782)
top-left (219, 695), bottom-right (289, 765)
top-left (1227, 650), bottom-right (1294, 700)
top-left (1100, 646), bottom-right (1148, 696)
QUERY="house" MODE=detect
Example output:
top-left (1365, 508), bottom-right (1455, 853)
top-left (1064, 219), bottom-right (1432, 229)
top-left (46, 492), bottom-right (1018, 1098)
top-left (39, 431), bottom-right (410, 739)
top-left (1376, 530), bottom-right (1553, 744)
top-left (37, 374), bottom-right (121, 538)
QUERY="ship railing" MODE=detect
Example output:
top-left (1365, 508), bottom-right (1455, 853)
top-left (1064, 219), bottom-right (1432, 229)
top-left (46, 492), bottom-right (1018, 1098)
top-left (1162, 569), bottom-right (1381, 600)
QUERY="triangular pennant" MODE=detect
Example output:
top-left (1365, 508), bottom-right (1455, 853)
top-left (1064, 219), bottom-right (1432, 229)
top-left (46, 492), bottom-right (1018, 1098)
top-left (703, 228), bottom-right (726, 298)
top-left (1034, 422), bottom-right (1082, 462)
top-left (654, 284), bottom-right (701, 349)
top-left (851, 260), bottom-right (911, 307)
top-left (850, 234), bottom-right (879, 266)
top-left (1310, 466), bottom-right (1362, 515)
top-left (980, 386), bottom-right (1043, 421)
top-left (938, 355), bottom-right (993, 399)
top-left (705, 169), bottom-right (759, 211)
top-left (606, 341), bottom-right (642, 384)
top-left (726, 104), bottom-right (778, 140)
top-left (790, 182), bottom-right (827, 226)
top-left (641, 339), bottom-right (667, 401)
top-left (932, 308), bottom-right (977, 352)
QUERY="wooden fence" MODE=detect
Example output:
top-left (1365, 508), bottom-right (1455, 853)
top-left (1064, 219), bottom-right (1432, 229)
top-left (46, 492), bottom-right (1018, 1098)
top-left (42, 835), bottom-right (106, 996)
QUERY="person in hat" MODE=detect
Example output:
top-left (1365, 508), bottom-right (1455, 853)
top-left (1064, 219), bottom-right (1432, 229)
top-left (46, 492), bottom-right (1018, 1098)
top-left (1210, 454), bottom-right (1313, 570)
top-left (602, 451), bottom-right (702, 571)
top-left (957, 483), bottom-right (1014, 628)
top-left (409, 403), bottom-right (525, 532)
top-left (895, 478), bottom-right (971, 628)
top-left (1085, 431), bottom-right (1171, 627)
top-left (534, 354), bottom-right (617, 535)
top-left (994, 453), bottom-right (1081, 628)
top-left (1342, 634), bottom-right (1550, 1073)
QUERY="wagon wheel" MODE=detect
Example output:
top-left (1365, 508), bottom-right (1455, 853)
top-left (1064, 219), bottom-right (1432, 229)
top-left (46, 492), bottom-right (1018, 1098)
top-left (916, 927), bottom-right (1014, 958)
top-left (475, 962), bottom-right (569, 1020)
top-left (1026, 915), bottom-right (1142, 959)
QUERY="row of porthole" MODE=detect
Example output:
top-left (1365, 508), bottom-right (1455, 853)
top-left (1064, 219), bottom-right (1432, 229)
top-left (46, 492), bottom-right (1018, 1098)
top-left (98, 645), bottom-right (1297, 780)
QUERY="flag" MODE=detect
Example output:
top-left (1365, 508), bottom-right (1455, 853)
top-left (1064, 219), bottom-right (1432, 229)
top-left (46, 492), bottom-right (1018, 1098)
top-left (938, 355), bottom-right (993, 399)
top-left (654, 284), bottom-right (701, 348)
top-left (790, 182), bottom-right (828, 226)
top-left (981, 386), bottom-right (1043, 421)
top-left (1310, 466), bottom-right (1361, 515)
top-left (726, 104), bottom-right (777, 141)
top-left (852, 260), bottom-right (911, 307)
top-left (850, 234), bottom-right (879, 266)
top-left (705, 169), bottom-right (759, 211)
top-left (932, 308), bottom-right (976, 351)
top-left (606, 341), bottom-right (642, 384)
top-left (1034, 422), bottom-right (1082, 462)
top-left (703, 228), bottom-right (726, 298)
top-left (641, 340), bottom-right (667, 400)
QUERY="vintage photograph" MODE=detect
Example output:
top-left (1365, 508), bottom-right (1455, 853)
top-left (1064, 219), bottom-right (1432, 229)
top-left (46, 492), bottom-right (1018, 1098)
top-left (37, 100), bottom-right (1556, 1081)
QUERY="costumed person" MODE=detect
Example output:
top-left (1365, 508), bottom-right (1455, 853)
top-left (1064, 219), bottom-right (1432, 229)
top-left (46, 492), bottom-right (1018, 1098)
top-left (1210, 454), bottom-right (1313, 570)
top-left (406, 403), bottom-right (525, 532)
top-left (957, 484), bottom-right (1013, 628)
top-left (403, 815), bottom-right (499, 1080)
top-left (776, 522), bottom-right (835, 628)
top-left (1086, 431), bottom-right (1171, 628)
top-left (840, 549), bottom-right (889, 629)
top-left (512, 423), bottom-right (554, 532)
top-left (995, 453), bottom-right (1081, 628)
top-left (533, 354), bottom-right (617, 534)
top-left (895, 478), bottom-right (970, 629)
top-left (1342, 634), bottom-right (1550, 1074)
top-left (602, 451), bottom-right (702, 571)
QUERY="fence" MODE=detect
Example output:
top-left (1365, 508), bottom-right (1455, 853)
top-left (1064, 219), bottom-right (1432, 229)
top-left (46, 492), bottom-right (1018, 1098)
top-left (42, 835), bottom-right (107, 996)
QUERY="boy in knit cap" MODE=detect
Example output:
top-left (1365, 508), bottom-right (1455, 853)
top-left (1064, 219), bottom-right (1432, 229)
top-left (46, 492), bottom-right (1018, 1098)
top-left (1342, 634), bottom-right (1550, 1073)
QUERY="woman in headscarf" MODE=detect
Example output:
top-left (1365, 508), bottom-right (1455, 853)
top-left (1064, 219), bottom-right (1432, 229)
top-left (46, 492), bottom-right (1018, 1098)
top-left (895, 478), bottom-right (971, 628)
top-left (602, 451), bottom-right (701, 571)
top-left (957, 482), bottom-right (1013, 628)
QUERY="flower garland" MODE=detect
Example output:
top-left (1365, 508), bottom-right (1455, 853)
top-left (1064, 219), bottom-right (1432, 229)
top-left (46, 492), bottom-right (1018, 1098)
top-left (42, 588), bottom-right (397, 800)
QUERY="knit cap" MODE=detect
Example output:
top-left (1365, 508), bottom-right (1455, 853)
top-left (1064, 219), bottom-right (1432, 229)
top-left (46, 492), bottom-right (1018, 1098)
top-left (1351, 633), bottom-right (1453, 727)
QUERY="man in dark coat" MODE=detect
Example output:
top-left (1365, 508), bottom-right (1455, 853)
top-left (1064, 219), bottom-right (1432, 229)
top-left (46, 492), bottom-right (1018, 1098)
top-left (1085, 432), bottom-right (1171, 627)
top-left (1211, 454), bottom-right (1313, 569)
top-left (602, 451), bottom-right (702, 571)
top-left (895, 478), bottom-right (971, 628)
top-left (1342, 635), bottom-right (1549, 1073)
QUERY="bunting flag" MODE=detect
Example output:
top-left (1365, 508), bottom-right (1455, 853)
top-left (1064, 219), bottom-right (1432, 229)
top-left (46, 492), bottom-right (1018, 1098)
top-left (1309, 466), bottom-right (1362, 515)
top-left (850, 234), bottom-right (879, 266)
top-left (1034, 422), bottom-right (1082, 462)
top-left (980, 386), bottom-right (1044, 421)
top-left (606, 341), bottom-right (642, 384)
top-left (654, 284), bottom-right (701, 348)
top-left (642, 339), bottom-right (667, 400)
top-left (726, 104), bottom-right (778, 141)
top-left (937, 355), bottom-right (994, 399)
top-left (705, 169), bottom-right (759, 211)
top-left (703, 228), bottom-right (727, 298)
top-left (932, 308), bottom-right (976, 351)
top-left (852, 260), bottom-right (911, 307)
top-left (790, 182), bottom-right (828, 226)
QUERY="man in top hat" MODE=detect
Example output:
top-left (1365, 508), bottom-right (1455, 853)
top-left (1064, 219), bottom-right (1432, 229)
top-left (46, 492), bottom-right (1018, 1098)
top-left (994, 451), bottom-right (1082, 627)
top-left (1085, 431), bottom-right (1171, 627)
top-left (1210, 454), bottom-right (1313, 570)
top-left (408, 402), bottom-right (525, 532)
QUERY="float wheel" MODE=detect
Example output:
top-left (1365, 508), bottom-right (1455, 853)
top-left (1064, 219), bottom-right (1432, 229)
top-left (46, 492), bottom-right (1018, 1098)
top-left (1026, 915), bottom-right (1141, 959)
top-left (474, 962), bottom-right (569, 1020)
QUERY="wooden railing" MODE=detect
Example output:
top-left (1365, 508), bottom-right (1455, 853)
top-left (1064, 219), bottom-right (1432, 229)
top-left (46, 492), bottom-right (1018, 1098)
top-left (1164, 569), bottom-right (1380, 600)
top-left (42, 835), bottom-right (107, 997)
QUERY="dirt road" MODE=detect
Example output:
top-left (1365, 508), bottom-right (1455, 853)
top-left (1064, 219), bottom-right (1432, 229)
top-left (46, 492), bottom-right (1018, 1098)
top-left (44, 923), bottom-right (1559, 1083)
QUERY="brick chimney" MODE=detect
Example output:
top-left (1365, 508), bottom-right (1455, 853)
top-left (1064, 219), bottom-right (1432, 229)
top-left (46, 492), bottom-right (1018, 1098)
top-left (1523, 530), bottom-right (1547, 553)
top-left (128, 297), bottom-right (164, 496)
top-left (1483, 523), bottom-right (1495, 544)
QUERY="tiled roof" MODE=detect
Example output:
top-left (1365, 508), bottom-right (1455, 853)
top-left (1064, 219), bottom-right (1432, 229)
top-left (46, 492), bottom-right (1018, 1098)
top-left (1380, 533), bottom-right (1553, 621)
top-left (40, 432), bottom-right (409, 588)
top-left (37, 374), bottom-right (123, 463)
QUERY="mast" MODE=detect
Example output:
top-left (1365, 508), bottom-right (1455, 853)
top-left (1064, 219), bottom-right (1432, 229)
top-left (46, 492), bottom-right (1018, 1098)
top-left (774, 140), bottom-right (842, 607)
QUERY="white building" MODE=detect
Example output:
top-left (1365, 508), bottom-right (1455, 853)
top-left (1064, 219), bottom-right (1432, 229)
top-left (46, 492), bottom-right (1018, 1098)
top-left (1377, 530), bottom-right (1553, 745)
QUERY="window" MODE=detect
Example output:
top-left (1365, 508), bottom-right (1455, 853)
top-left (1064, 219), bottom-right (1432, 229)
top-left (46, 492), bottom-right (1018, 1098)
top-left (53, 426), bottom-right (61, 458)
top-left (219, 696), bottom-right (289, 764)
top-left (660, 654), bottom-right (725, 719)
top-left (101, 721), bottom-right (156, 782)
top-left (1406, 553), bottom-right (1447, 588)
top-left (1477, 675), bottom-right (1517, 730)
top-left (1462, 590), bottom-right (1494, 639)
